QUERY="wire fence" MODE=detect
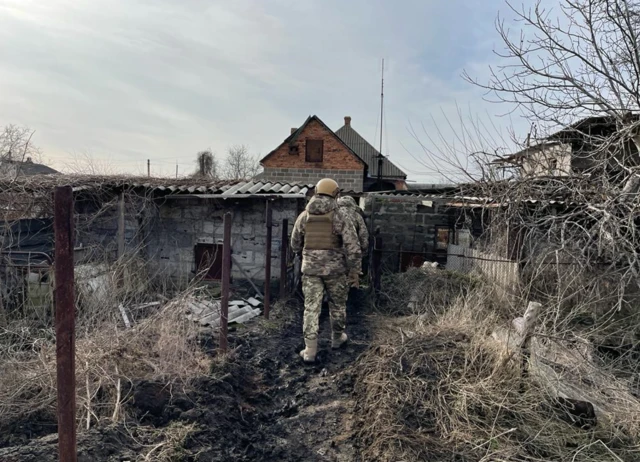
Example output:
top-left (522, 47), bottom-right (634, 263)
top-left (446, 244), bottom-right (520, 292)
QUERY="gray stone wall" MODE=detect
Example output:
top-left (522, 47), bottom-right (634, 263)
top-left (362, 195), bottom-right (452, 269)
top-left (146, 197), bottom-right (303, 288)
top-left (262, 167), bottom-right (363, 192)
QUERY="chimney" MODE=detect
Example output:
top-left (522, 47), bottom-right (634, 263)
top-left (291, 127), bottom-right (297, 134)
top-left (344, 116), bottom-right (351, 126)
top-left (25, 157), bottom-right (32, 163)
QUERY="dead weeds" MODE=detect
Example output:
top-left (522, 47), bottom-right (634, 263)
top-left (354, 287), bottom-right (640, 462)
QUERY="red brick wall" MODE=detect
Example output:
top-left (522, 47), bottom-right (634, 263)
top-left (263, 119), bottom-right (364, 171)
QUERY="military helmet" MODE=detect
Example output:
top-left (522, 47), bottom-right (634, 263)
top-left (337, 196), bottom-right (357, 207)
top-left (315, 178), bottom-right (340, 197)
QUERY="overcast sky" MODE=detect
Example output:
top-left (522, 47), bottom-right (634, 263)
top-left (0, 0), bottom-right (531, 182)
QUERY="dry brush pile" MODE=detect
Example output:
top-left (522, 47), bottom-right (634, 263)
top-left (0, 259), bottom-right (212, 449)
top-left (354, 271), bottom-right (640, 462)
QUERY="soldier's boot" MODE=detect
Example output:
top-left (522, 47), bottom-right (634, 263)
top-left (331, 332), bottom-right (348, 349)
top-left (300, 339), bottom-right (318, 363)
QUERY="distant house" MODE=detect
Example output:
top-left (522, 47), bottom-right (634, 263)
top-left (259, 115), bottom-right (407, 192)
top-left (336, 116), bottom-right (407, 191)
top-left (492, 114), bottom-right (640, 178)
top-left (0, 158), bottom-right (58, 177)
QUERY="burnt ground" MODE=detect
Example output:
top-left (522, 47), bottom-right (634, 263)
top-left (0, 290), bottom-right (373, 462)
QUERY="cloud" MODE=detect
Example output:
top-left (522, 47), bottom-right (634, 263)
top-left (0, 0), bottom-right (534, 180)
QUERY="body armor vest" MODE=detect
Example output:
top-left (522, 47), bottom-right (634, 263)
top-left (304, 211), bottom-right (342, 250)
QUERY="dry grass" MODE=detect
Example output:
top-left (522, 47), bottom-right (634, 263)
top-left (355, 282), bottom-right (640, 462)
top-left (0, 286), bottom-right (212, 430)
top-left (377, 267), bottom-right (479, 317)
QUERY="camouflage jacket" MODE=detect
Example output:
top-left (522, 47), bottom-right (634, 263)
top-left (338, 196), bottom-right (369, 253)
top-left (291, 195), bottom-right (362, 277)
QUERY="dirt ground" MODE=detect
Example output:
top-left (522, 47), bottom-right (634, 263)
top-left (0, 290), bottom-right (374, 462)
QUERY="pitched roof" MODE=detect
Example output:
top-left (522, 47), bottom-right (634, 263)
top-left (335, 122), bottom-right (406, 179)
top-left (260, 115), bottom-right (366, 166)
top-left (3, 159), bottom-right (59, 176)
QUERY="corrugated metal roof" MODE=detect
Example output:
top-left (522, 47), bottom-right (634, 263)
top-left (367, 190), bottom-right (575, 207)
top-left (335, 124), bottom-right (406, 179)
top-left (0, 175), bottom-right (311, 197)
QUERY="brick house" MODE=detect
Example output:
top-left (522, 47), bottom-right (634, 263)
top-left (260, 115), bottom-right (407, 192)
top-left (336, 116), bottom-right (407, 191)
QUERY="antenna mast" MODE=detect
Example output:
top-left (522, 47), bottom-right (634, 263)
top-left (377, 59), bottom-right (384, 189)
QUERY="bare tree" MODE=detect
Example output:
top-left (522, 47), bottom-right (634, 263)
top-left (194, 150), bottom-right (219, 179)
top-left (223, 145), bottom-right (261, 180)
top-left (0, 125), bottom-right (42, 163)
top-left (63, 151), bottom-right (119, 175)
top-left (453, 0), bottom-right (640, 310)
top-left (466, 0), bottom-right (640, 126)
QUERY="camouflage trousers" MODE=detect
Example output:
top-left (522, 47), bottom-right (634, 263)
top-left (302, 274), bottom-right (348, 341)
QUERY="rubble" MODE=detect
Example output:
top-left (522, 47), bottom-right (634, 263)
top-left (185, 296), bottom-right (262, 327)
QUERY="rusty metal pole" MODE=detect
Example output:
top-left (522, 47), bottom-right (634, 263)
top-left (54, 186), bottom-right (77, 462)
top-left (264, 201), bottom-right (273, 318)
top-left (117, 192), bottom-right (125, 259)
top-left (219, 212), bottom-right (232, 353)
top-left (279, 218), bottom-right (288, 299)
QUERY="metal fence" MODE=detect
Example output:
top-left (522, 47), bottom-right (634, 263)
top-left (446, 244), bottom-right (520, 291)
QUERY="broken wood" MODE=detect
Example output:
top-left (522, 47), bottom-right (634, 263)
top-left (118, 304), bottom-right (131, 329)
top-left (491, 303), bottom-right (639, 429)
top-left (518, 301), bottom-right (541, 381)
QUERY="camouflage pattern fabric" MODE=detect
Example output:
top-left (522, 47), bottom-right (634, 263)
top-left (337, 196), bottom-right (369, 253)
top-left (291, 194), bottom-right (361, 277)
top-left (302, 274), bottom-right (348, 340)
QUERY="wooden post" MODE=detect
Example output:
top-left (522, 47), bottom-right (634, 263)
top-left (54, 186), bottom-right (77, 462)
top-left (280, 218), bottom-right (288, 299)
top-left (517, 301), bottom-right (542, 382)
top-left (117, 192), bottom-right (125, 259)
top-left (264, 201), bottom-right (273, 319)
top-left (219, 212), bottom-right (232, 353)
top-left (372, 229), bottom-right (383, 296)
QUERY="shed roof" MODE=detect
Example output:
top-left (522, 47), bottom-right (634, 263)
top-left (0, 175), bottom-right (311, 197)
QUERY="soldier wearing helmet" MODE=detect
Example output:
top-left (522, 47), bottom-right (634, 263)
top-left (291, 178), bottom-right (362, 363)
top-left (337, 195), bottom-right (369, 257)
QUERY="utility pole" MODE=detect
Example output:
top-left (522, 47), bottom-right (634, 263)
top-left (377, 58), bottom-right (384, 191)
top-left (147, 159), bottom-right (150, 178)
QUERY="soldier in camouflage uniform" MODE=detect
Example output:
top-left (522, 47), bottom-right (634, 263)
top-left (291, 178), bottom-right (362, 363)
top-left (337, 196), bottom-right (369, 256)
top-left (337, 195), bottom-right (369, 311)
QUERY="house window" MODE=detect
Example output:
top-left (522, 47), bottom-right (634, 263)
top-left (289, 145), bottom-right (299, 155)
top-left (305, 139), bottom-right (324, 163)
top-left (435, 227), bottom-right (450, 250)
top-left (194, 243), bottom-right (224, 280)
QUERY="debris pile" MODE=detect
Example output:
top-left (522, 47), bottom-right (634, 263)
top-left (185, 296), bottom-right (262, 327)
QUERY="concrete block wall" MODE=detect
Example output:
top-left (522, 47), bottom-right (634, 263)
top-left (363, 195), bottom-right (452, 269)
top-left (74, 197), bottom-right (143, 261)
top-left (262, 167), bottom-right (363, 192)
top-left (146, 197), bottom-right (303, 288)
